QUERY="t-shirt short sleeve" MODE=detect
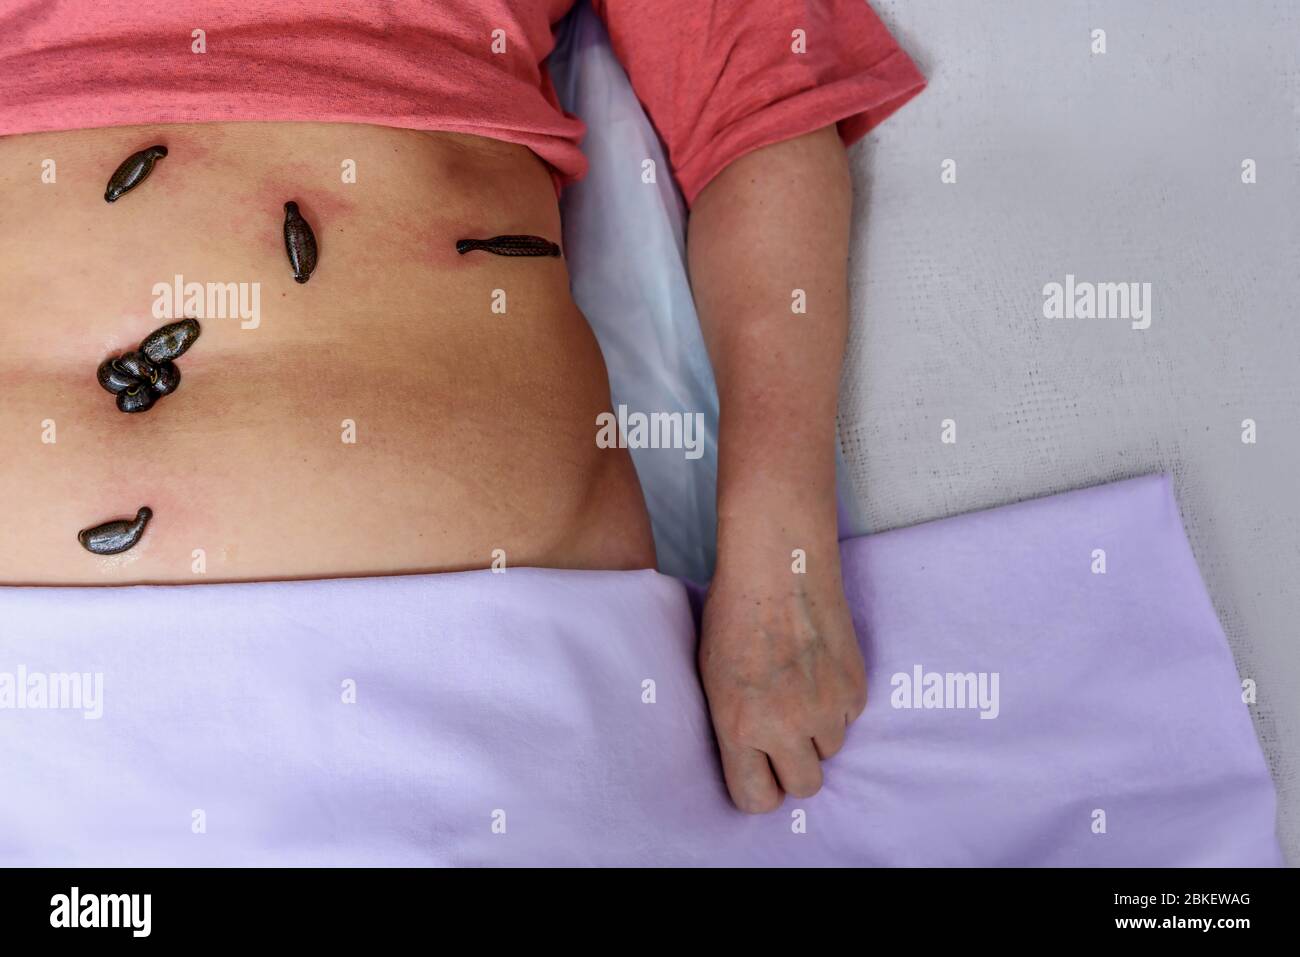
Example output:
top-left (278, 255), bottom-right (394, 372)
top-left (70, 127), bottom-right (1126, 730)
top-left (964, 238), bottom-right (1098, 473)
top-left (590, 0), bottom-right (926, 206)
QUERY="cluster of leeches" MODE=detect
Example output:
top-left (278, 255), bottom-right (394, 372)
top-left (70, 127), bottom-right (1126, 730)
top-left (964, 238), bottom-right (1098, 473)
top-left (79, 143), bottom-right (562, 556)
top-left (96, 318), bottom-right (201, 413)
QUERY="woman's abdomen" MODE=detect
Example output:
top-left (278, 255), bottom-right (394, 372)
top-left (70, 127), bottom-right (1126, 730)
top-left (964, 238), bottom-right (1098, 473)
top-left (0, 122), bottom-right (654, 583)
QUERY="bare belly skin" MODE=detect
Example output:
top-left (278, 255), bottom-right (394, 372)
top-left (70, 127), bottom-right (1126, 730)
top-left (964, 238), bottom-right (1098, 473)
top-left (0, 122), bottom-right (655, 584)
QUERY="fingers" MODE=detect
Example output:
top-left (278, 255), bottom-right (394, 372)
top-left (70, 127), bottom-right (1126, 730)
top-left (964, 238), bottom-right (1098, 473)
top-left (717, 684), bottom-right (863, 812)
top-left (847, 680), bottom-right (868, 723)
top-left (718, 736), bottom-right (783, 814)
top-left (720, 723), bottom-right (851, 811)
top-left (812, 720), bottom-right (847, 760)
top-left (767, 739), bottom-right (824, 799)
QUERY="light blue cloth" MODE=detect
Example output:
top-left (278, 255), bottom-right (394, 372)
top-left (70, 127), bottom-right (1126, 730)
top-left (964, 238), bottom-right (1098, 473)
top-left (552, 4), bottom-right (718, 581)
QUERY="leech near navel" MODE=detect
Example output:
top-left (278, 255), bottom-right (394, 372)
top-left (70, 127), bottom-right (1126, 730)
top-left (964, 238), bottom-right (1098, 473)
top-left (456, 235), bottom-right (561, 258)
top-left (104, 145), bottom-right (168, 203)
top-left (283, 201), bottom-right (318, 283)
top-left (96, 319), bottom-right (201, 414)
top-left (140, 317), bottom-right (202, 364)
top-left (78, 507), bottom-right (152, 556)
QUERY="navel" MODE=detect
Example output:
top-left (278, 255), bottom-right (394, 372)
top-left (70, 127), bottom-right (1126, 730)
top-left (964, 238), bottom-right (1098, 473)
top-left (96, 319), bottom-right (201, 413)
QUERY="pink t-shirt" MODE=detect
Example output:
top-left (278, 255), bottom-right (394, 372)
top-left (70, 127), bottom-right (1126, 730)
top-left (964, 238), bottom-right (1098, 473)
top-left (0, 0), bottom-right (924, 206)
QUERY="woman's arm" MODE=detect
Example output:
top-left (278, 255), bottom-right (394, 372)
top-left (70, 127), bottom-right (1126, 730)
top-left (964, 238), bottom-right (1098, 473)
top-left (687, 124), bottom-right (866, 812)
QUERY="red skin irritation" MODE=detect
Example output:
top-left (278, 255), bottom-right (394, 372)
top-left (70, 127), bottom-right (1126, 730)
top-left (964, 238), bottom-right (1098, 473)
top-left (424, 213), bottom-right (487, 270)
top-left (134, 145), bottom-right (557, 276)
top-left (99, 130), bottom-right (214, 198)
top-left (247, 179), bottom-right (352, 263)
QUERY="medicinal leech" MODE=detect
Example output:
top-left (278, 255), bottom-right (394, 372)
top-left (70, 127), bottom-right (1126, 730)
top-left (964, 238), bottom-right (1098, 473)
top-left (104, 146), bottom-right (168, 203)
top-left (96, 319), bottom-right (201, 414)
top-left (283, 201), bottom-right (319, 283)
top-left (78, 507), bottom-right (153, 555)
top-left (456, 235), bottom-right (561, 257)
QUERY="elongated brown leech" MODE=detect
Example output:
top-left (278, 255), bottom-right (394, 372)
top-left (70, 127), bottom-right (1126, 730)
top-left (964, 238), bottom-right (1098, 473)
top-left (78, 507), bottom-right (152, 555)
top-left (283, 201), bottom-right (318, 283)
top-left (104, 146), bottom-right (168, 203)
top-left (96, 319), bottom-right (200, 413)
top-left (456, 235), bottom-right (561, 258)
top-left (140, 318), bottom-right (201, 364)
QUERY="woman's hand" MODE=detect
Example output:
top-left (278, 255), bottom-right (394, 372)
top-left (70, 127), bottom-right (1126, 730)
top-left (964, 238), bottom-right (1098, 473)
top-left (700, 525), bottom-right (865, 812)
top-left (687, 125), bottom-right (858, 811)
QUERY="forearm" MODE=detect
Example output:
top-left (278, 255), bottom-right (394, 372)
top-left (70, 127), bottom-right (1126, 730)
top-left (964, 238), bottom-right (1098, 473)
top-left (687, 127), bottom-right (865, 811)
top-left (687, 126), bottom-right (852, 559)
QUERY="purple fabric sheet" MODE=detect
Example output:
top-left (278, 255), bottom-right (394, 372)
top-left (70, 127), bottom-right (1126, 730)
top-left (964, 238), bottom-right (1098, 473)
top-left (0, 473), bottom-right (1281, 865)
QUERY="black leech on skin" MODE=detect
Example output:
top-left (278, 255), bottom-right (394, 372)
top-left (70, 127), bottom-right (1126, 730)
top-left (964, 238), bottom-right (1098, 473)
top-left (283, 201), bottom-right (318, 283)
top-left (140, 318), bottom-right (201, 364)
top-left (78, 507), bottom-right (152, 555)
top-left (97, 319), bottom-right (200, 413)
top-left (456, 235), bottom-right (561, 258)
top-left (104, 145), bottom-right (168, 203)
